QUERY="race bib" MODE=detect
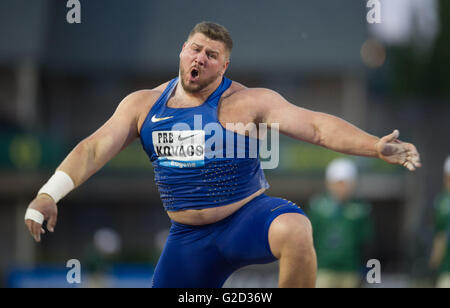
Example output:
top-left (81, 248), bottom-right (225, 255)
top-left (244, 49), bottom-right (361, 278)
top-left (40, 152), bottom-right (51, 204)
top-left (152, 130), bottom-right (205, 168)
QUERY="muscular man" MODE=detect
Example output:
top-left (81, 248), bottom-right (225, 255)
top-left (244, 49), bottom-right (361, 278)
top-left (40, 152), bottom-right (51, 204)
top-left (24, 22), bottom-right (421, 288)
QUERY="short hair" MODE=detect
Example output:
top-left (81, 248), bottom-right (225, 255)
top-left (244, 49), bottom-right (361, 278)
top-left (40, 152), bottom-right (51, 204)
top-left (188, 21), bottom-right (233, 57)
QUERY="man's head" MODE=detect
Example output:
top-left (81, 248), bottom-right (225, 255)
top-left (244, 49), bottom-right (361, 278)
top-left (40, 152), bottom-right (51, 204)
top-left (325, 158), bottom-right (358, 202)
top-left (444, 155), bottom-right (450, 192)
top-left (179, 22), bottom-right (232, 93)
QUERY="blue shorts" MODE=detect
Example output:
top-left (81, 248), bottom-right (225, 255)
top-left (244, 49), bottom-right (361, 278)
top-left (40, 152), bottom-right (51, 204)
top-left (152, 193), bottom-right (307, 288)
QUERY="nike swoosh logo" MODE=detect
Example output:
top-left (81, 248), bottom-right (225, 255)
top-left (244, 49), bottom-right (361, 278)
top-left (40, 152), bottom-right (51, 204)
top-left (271, 204), bottom-right (287, 212)
top-left (151, 115), bottom-right (174, 123)
top-left (178, 133), bottom-right (199, 141)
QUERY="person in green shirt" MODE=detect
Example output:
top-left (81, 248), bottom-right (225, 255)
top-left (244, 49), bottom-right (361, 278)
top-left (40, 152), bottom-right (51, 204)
top-left (308, 158), bottom-right (373, 288)
top-left (429, 155), bottom-right (450, 288)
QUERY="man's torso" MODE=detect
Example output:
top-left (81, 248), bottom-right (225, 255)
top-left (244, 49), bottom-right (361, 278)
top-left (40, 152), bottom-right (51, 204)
top-left (134, 78), bottom-right (267, 225)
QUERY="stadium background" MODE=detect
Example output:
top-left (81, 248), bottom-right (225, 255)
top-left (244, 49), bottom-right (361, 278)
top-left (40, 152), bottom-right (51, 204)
top-left (0, 0), bottom-right (449, 287)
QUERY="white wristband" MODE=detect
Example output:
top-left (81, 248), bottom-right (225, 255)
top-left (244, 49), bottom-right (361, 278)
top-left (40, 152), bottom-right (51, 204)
top-left (24, 208), bottom-right (44, 224)
top-left (37, 170), bottom-right (75, 204)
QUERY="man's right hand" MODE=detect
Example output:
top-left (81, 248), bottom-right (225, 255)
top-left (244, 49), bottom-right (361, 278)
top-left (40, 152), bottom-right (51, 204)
top-left (24, 194), bottom-right (58, 242)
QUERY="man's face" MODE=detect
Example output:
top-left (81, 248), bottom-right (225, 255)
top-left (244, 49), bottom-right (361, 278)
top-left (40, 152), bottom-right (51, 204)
top-left (444, 175), bottom-right (450, 192)
top-left (326, 180), bottom-right (356, 203)
top-left (179, 33), bottom-right (230, 93)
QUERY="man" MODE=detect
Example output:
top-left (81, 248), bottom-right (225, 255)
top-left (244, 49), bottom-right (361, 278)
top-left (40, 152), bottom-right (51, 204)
top-left (24, 22), bottom-right (421, 288)
top-left (308, 158), bottom-right (373, 288)
top-left (429, 155), bottom-right (450, 288)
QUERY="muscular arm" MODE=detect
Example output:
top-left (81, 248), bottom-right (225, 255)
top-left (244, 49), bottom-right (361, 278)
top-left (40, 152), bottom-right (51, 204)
top-left (246, 88), bottom-right (421, 170)
top-left (57, 90), bottom-right (150, 187)
top-left (258, 89), bottom-right (378, 156)
top-left (25, 89), bottom-right (159, 241)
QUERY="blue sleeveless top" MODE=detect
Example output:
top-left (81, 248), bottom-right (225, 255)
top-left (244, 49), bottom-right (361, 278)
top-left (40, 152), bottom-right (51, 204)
top-left (139, 76), bottom-right (269, 211)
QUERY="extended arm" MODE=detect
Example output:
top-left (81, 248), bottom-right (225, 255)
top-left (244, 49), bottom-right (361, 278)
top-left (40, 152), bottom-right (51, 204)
top-left (25, 90), bottom-right (156, 242)
top-left (251, 88), bottom-right (421, 170)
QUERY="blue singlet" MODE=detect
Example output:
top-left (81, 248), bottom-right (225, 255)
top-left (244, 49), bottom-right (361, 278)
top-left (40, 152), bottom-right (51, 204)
top-left (139, 77), bottom-right (307, 287)
top-left (139, 76), bottom-right (269, 211)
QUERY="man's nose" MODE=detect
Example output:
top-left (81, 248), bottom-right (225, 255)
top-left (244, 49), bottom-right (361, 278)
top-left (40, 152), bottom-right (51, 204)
top-left (195, 52), bottom-right (207, 66)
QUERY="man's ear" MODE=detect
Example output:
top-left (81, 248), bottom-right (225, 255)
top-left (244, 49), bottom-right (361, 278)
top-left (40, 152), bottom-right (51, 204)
top-left (179, 42), bottom-right (187, 59)
top-left (221, 59), bottom-right (230, 75)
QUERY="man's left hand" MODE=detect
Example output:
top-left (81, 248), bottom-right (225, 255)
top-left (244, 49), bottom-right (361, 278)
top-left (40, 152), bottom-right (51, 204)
top-left (375, 130), bottom-right (422, 171)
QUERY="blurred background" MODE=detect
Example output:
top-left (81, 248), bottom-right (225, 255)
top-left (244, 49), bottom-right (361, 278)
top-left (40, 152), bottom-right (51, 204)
top-left (0, 0), bottom-right (449, 288)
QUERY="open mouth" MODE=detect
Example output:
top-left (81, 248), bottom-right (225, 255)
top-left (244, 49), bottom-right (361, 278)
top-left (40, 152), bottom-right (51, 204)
top-left (190, 68), bottom-right (199, 80)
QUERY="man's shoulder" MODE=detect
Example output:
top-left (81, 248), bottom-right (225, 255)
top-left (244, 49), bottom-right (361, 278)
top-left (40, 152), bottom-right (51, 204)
top-left (127, 82), bottom-right (169, 103)
top-left (121, 81), bottom-right (171, 110)
top-left (222, 80), bottom-right (246, 98)
top-left (118, 81), bottom-right (172, 131)
top-left (124, 89), bottom-right (160, 103)
top-left (223, 81), bottom-right (277, 106)
top-left (225, 81), bottom-right (273, 98)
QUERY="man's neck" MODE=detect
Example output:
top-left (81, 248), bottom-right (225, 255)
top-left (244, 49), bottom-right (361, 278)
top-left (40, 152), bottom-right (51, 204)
top-left (174, 75), bottom-right (223, 106)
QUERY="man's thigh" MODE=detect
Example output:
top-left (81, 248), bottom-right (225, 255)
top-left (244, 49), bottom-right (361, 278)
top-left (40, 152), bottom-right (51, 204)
top-left (152, 225), bottom-right (233, 288)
